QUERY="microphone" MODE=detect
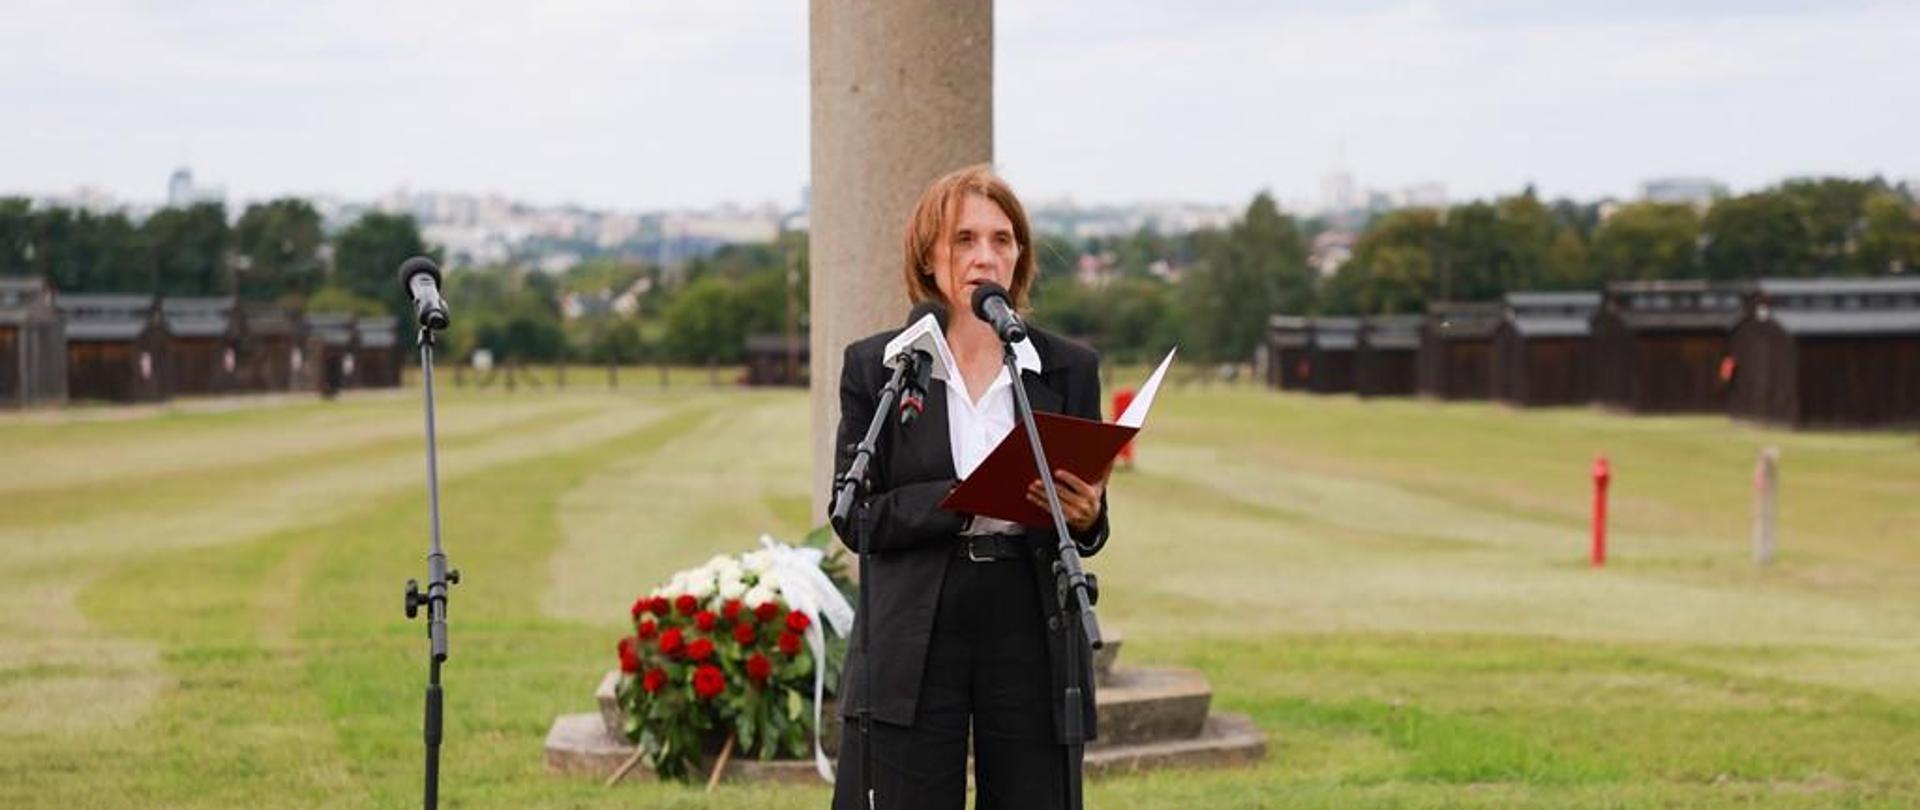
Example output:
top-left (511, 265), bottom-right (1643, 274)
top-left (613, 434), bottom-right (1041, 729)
top-left (970, 282), bottom-right (1026, 343)
top-left (885, 301), bottom-right (949, 426)
top-left (397, 256), bottom-right (450, 331)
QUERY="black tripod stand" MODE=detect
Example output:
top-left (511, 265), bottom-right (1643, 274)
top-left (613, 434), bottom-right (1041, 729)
top-left (1000, 340), bottom-right (1103, 810)
top-left (401, 324), bottom-right (460, 810)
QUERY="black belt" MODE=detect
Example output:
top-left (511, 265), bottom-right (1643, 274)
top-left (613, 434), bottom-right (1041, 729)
top-left (954, 534), bottom-right (1027, 563)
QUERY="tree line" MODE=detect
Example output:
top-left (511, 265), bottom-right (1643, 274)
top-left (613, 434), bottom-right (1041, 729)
top-left (1323, 177), bottom-right (1919, 316)
top-left (0, 197), bottom-right (429, 328)
top-left (440, 233), bottom-right (807, 367)
top-left (0, 194), bottom-right (808, 366)
top-left (6, 175), bottom-right (1914, 368)
top-left (1034, 176), bottom-right (1919, 365)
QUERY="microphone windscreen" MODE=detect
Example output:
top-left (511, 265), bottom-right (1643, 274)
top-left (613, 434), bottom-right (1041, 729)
top-left (397, 256), bottom-right (442, 291)
top-left (970, 282), bottom-right (1009, 322)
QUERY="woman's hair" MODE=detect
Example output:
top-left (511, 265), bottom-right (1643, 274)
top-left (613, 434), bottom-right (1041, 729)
top-left (901, 163), bottom-right (1036, 310)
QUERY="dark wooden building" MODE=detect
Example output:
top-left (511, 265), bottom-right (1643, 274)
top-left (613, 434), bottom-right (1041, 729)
top-left (1266, 315), bottom-right (1312, 390)
top-left (1356, 314), bottom-right (1421, 398)
top-left (59, 294), bottom-right (171, 403)
top-left (1418, 301), bottom-right (1503, 400)
top-left (354, 317), bottom-right (403, 388)
top-left (161, 296), bottom-right (243, 395)
top-left (1306, 316), bottom-right (1360, 394)
top-left (1728, 277), bottom-right (1920, 428)
top-left (0, 277), bottom-right (67, 408)
top-left (237, 303), bottom-right (308, 392)
top-left (1590, 280), bottom-right (1743, 414)
top-left (306, 312), bottom-right (359, 395)
top-left (1491, 292), bottom-right (1601, 407)
top-left (745, 333), bottom-right (808, 387)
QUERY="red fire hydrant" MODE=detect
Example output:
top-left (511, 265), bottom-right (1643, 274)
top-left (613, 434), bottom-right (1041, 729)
top-left (1591, 455), bottom-right (1611, 568)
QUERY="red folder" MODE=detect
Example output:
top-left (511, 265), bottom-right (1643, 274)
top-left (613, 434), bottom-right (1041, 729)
top-left (939, 412), bottom-right (1137, 528)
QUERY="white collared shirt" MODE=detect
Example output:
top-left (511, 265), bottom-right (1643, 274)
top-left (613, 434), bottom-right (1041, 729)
top-left (948, 336), bottom-right (1043, 536)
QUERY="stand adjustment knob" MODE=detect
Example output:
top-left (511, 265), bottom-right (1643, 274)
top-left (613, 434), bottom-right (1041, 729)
top-left (404, 579), bottom-right (423, 619)
top-left (447, 569), bottom-right (461, 586)
top-left (1084, 573), bottom-right (1100, 607)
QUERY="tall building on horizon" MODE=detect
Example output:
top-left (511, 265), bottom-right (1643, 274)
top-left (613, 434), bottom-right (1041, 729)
top-left (165, 167), bottom-right (225, 209)
top-left (1401, 182), bottom-right (1447, 208)
top-left (167, 168), bottom-right (192, 207)
top-left (1640, 177), bottom-right (1725, 208)
top-left (1321, 170), bottom-right (1358, 215)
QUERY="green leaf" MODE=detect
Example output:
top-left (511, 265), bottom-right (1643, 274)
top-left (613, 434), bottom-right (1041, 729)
top-left (786, 723), bottom-right (807, 757)
top-left (760, 713), bottom-right (779, 756)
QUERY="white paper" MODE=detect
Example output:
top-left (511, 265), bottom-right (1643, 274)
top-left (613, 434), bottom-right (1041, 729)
top-left (1116, 348), bottom-right (1177, 429)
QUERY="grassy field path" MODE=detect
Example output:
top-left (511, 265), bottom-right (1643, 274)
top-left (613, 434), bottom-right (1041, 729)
top-left (1, 384), bottom-right (1917, 807)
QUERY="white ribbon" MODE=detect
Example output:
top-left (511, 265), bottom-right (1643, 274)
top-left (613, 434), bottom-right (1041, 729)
top-left (757, 535), bottom-right (854, 783)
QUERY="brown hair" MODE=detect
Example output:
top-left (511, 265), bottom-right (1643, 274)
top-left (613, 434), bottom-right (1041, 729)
top-left (901, 164), bottom-right (1036, 310)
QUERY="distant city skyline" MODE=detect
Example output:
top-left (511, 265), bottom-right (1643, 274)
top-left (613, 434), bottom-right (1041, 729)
top-left (3, 2), bottom-right (1916, 212)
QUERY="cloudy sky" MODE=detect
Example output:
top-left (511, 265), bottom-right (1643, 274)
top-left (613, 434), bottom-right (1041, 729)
top-left (2, 1), bottom-right (1914, 211)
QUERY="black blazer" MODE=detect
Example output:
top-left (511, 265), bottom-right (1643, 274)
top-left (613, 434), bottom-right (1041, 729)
top-left (832, 325), bottom-right (1110, 741)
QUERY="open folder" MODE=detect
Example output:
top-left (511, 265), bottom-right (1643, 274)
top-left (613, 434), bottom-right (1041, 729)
top-left (940, 348), bottom-right (1176, 528)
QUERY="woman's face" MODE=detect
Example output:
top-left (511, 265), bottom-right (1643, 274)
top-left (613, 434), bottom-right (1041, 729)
top-left (929, 192), bottom-right (1019, 321)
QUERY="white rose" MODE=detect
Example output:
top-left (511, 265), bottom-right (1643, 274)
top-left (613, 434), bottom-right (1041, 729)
top-left (744, 551), bottom-right (774, 574)
top-left (744, 584), bottom-right (775, 610)
top-left (757, 571), bottom-right (784, 595)
top-left (718, 576), bottom-right (747, 601)
top-left (692, 571), bottom-right (720, 600)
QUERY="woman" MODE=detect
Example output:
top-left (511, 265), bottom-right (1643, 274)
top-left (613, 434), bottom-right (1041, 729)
top-left (830, 164), bottom-right (1110, 809)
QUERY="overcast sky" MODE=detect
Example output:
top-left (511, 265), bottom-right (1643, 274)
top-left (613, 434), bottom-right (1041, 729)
top-left (2, 1), bottom-right (1914, 211)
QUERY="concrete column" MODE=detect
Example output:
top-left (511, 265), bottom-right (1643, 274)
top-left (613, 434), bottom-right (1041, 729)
top-left (809, 0), bottom-right (992, 521)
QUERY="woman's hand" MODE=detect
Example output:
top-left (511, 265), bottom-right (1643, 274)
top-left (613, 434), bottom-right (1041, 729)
top-left (1026, 469), bottom-right (1106, 533)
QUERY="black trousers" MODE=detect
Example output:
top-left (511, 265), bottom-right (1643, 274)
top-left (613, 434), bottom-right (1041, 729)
top-left (832, 550), bottom-right (1066, 809)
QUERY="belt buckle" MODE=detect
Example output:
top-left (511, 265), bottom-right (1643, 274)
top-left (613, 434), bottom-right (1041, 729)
top-left (966, 537), bottom-right (996, 563)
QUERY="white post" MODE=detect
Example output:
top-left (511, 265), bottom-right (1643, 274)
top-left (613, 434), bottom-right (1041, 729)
top-left (1753, 446), bottom-right (1779, 565)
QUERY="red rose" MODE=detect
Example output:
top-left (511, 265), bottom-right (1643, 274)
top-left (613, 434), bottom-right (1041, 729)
top-left (687, 637), bottom-right (715, 662)
top-left (617, 636), bottom-right (640, 673)
top-left (692, 664), bottom-right (726, 700)
top-left (754, 601), bottom-right (781, 622)
top-left (745, 652), bottom-right (772, 683)
top-left (658, 628), bottom-right (685, 658)
top-left (694, 610), bottom-right (717, 632)
top-left (629, 597), bottom-right (648, 620)
top-left (642, 667), bottom-right (667, 694)
top-left (636, 619), bottom-right (657, 641)
top-left (785, 610), bottom-right (811, 633)
top-left (732, 622), bottom-right (757, 646)
top-left (675, 595), bottom-right (699, 617)
top-left (649, 596), bottom-right (670, 617)
top-left (722, 599), bottom-right (744, 621)
top-left (778, 631), bottom-right (802, 657)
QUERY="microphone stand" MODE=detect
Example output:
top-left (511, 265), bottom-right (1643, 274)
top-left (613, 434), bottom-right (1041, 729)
top-left (1001, 339), bottom-right (1102, 810)
top-left (829, 348), bottom-right (924, 810)
top-left (403, 325), bottom-right (460, 810)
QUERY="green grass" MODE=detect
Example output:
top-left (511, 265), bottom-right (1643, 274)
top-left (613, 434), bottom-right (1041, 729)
top-left (1, 377), bottom-right (1918, 807)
